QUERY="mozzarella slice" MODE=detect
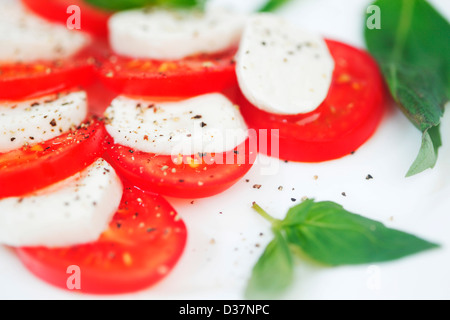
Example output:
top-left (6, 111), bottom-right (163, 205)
top-left (0, 158), bottom-right (123, 248)
top-left (108, 7), bottom-right (246, 60)
top-left (236, 14), bottom-right (335, 115)
top-left (104, 93), bottom-right (249, 155)
top-left (0, 91), bottom-right (88, 153)
top-left (0, 0), bottom-right (90, 63)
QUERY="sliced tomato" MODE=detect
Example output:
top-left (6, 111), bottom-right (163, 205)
top-left (238, 39), bottom-right (386, 163)
top-left (0, 47), bottom-right (96, 101)
top-left (16, 185), bottom-right (187, 294)
top-left (97, 47), bottom-right (239, 98)
top-left (21, 0), bottom-right (112, 38)
top-left (0, 118), bottom-right (106, 198)
top-left (104, 136), bottom-right (256, 199)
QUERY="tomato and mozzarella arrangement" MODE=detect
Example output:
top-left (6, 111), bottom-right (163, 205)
top-left (0, 0), bottom-right (387, 296)
top-left (235, 14), bottom-right (386, 162)
top-left (0, 92), bottom-right (107, 198)
top-left (103, 93), bottom-right (255, 198)
top-left (97, 7), bottom-right (245, 97)
top-left (16, 185), bottom-right (187, 294)
top-left (0, 0), bottom-right (95, 100)
top-left (0, 158), bottom-right (123, 247)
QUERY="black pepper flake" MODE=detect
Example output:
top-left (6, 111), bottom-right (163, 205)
top-left (191, 115), bottom-right (202, 119)
top-left (253, 184), bottom-right (262, 189)
top-left (179, 179), bottom-right (185, 183)
top-left (341, 192), bottom-right (347, 197)
top-left (261, 41), bottom-right (267, 46)
top-left (200, 122), bottom-right (207, 128)
top-left (129, 149), bottom-right (134, 153)
top-left (30, 102), bottom-right (40, 107)
top-left (147, 227), bottom-right (157, 233)
top-left (291, 198), bottom-right (296, 202)
top-left (366, 174), bottom-right (373, 180)
top-left (116, 223), bottom-right (122, 229)
top-left (10, 137), bottom-right (16, 142)
top-left (49, 119), bottom-right (57, 127)
top-left (234, 150), bottom-right (239, 155)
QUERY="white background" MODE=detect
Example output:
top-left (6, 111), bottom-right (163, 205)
top-left (1, 0), bottom-right (450, 300)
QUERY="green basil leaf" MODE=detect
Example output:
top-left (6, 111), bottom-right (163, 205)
top-left (406, 125), bottom-right (442, 177)
top-left (84, 0), bottom-right (206, 11)
top-left (258, 0), bottom-right (295, 12)
top-left (244, 230), bottom-right (294, 300)
top-left (364, 0), bottom-right (450, 176)
top-left (282, 201), bottom-right (439, 266)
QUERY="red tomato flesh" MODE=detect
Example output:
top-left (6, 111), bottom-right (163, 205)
top-left (16, 185), bottom-right (187, 294)
top-left (0, 118), bottom-right (106, 198)
top-left (97, 48), bottom-right (239, 98)
top-left (21, 0), bottom-right (111, 38)
top-left (238, 39), bottom-right (386, 162)
top-left (104, 137), bottom-right (256, 199)
top-left (0, 47), bottom-right (95, 101)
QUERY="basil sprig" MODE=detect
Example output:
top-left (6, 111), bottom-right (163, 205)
top-left (245, 200), bottom-right (439, 299)
top-left (365, 0), bottom-right (450, 177)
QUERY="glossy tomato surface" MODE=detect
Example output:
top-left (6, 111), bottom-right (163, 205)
top-left (97, 47), bottom-right (239, 98)
top-left (16, 185), bottom-right (187, 294)
top-left (238, 39), bottom-right (386, 163)
top-left (0, 47), bottom-right (96, 101)
top-left (21, 0), bottom-right (111, 38)
top-left (104, 137), bottom-right (256, 199)
top-left (0, 118), bottom-right (106, 198)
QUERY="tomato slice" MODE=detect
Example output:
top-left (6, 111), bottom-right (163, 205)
top-left (0, 118), bottom-right (106, 198)
top-left (97, 47), bottom-right (239, 98)
top-left (238, 39), bottom-right (386, 162)
top-left (104, 136), bottom-right (256, 199)
top-left (16, 185), bottom-right (187, 294)
top-left (0, 47), bottom-right (96, 101)
top-left (21, 0), bottom-right (112, 38)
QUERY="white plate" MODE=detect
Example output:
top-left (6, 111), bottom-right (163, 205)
top-left (1, 0), bottom-right (449, 300)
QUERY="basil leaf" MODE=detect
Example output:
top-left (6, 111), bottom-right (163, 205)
top-left (364, 0), bottom-right (450, 176)
top-left (282, 201), bottom-right (439, 266)
top-left (258, 0), bottom-right (295, 12)
top-left (244, 230), bottom-right (294, 300)
top-left (84, 0), bottom-right (206, 11)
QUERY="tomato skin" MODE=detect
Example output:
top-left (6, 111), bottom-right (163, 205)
top-left (97, 48), bottom-right (239, 98)
top-left (104, 136), bottom-right (256, 199)
top-left (238, 39), bottom-right (386, 163)
top-left (0, 119), bottom-right (107, 198)
top-left (21, 0), bottom-right (111, 38)
top-left (0, 47), bottom-right (96, 101)
top-left (16, 185), bottom-right (187, 295)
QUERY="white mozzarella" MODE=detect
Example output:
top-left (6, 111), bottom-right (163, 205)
top-left (108, 7), bottom-right (246, 60)
top-left (0, 91), bottom-right (88, 153)
top-left (104, 93), bottom-right (249, 155)
top-left (0, 158), bottom-right (123, 248)
top-left (236, 14), bottom-right (335, 115)
top-left (0, 0), bottom-right (90, 63)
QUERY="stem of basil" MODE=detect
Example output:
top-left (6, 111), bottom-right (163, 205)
top-left (252, 202), bottom-right (281, 226)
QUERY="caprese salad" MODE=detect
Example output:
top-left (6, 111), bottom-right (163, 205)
top-left (0, 0), bottom-right (386, 295)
